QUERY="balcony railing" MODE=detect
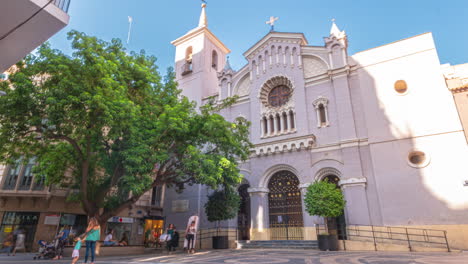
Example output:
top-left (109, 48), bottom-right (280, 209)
top-left (52, 0), bottom-right (71, 13)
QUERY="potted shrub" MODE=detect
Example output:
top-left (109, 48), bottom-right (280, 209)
top-left (204, 187), bottom-right (240, 249)
top-left (304, 181), bottom-right (345, 251)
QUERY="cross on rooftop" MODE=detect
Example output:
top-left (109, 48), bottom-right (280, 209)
top-left (266, 16), bottom-right (279, 32)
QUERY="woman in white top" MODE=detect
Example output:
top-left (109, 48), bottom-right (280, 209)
top-left (186, 221), bottom-right (196, 254)
top-left (103, 229), bottom-right (117, 246)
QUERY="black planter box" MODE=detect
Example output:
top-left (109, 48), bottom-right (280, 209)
top-left (212, 236), bottom-right (229, 249)
top-left (318, 234), bottom-right (339, 251)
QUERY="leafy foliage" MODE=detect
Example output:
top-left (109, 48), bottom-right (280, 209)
top-left (204, 188), bottom-right (241, 223)
top-left (0, 31), bottom-right (252, 223)
top-left (304, 181), bottom-right (345, 218)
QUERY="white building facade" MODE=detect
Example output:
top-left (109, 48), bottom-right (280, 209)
top-left (163, 4), bottom-right (468, 249)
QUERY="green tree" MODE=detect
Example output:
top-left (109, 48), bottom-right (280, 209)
top-left (204, 187), bottom-right (240, 234)
top-left (304, 181), bottom-right (345, 232)
top-left (0, 31), bottom-right (252, 227)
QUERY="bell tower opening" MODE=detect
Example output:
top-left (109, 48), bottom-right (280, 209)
top-left (171, 2), bottom-right (230, 106)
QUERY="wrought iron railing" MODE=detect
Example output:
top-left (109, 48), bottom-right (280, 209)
top-left (197, 227), bottom-right (237, 248)
top-left (316, 224), bottom-right (450, 252)
top-left (52, 0), bottom-right (71, 13)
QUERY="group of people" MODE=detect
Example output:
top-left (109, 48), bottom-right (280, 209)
top-left (158, 215), bottom-right (198, 254)
top-left (0, 214), bottom-right (200, 262)
top-left (0, 228), bottom-right (26, 256)
top-left (103, 229), bottom-right (128, 246)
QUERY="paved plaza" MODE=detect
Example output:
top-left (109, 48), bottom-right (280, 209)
top-left (0, 249), bottom-right (466, 264)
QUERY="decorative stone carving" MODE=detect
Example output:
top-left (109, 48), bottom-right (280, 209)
top-left (303, 56), bottom-right (328, 79)
top-left (339, 177), bottom-right (367, 189)
top-left (234, 73), bottom-right (250, 97)
top-left (258, 75), bottom-right (294, 109)
top-left (252, 136), bottom-right (315, 157)
top-left (247, 187), bottom-right (269, 194)
top-left (314, 167), bottom-right (342, 181)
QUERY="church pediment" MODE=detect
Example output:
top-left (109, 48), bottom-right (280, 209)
top-left (243, 32), bottom-right (308, 60)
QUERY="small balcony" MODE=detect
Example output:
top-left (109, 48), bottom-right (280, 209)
top-left (52, 0), bottom-right (71, 13)
top-left (181, 62), bottom-right (193, 76)
top-left (0, 0), bottom-right (71, 72)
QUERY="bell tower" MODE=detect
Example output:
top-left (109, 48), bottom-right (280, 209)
top-left (171, 3), bottom-right (230, 106)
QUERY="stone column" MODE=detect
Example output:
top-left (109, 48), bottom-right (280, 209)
top-left (248, 187), bottom-right (270, 240)
top-left (340, 178), bottom-right (371, 225)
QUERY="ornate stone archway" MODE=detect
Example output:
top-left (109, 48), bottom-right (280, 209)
top-left (268, 170), bottom-right (304, 240)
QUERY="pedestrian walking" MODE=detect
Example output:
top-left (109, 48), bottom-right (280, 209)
top-left (84, 217), bottom-right (100, 264)
top-left (53, 225), bottom-right (70, 260)
top-left (0, 233), bottom-right (13, 255)
top-left (12, 228), bottom-right (26, 256)
top-left (186, 221), bottom-right (197, 254)
top-left (183, 215), bottom-right (199, 251)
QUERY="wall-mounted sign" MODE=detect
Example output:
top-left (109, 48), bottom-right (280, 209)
top-left (107, 216), bottom-right (134, 223)
top-left (172, 200), bottom-right (189, 213)
top-left (44, 215), bottom-right (60, 225)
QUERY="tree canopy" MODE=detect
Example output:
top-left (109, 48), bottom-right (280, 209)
top-left (304, 181), bottom-right (345, 218)
top-left (0, 30), bottom-right (252, 224)
top-left (204, 188), bottom-right (241, 223)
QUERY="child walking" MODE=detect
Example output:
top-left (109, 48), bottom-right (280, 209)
top-left (71, 236), bottom-right (83, 264)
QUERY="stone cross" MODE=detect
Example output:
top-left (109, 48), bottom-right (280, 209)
top-left (266, 16), bottom-right (279, 32)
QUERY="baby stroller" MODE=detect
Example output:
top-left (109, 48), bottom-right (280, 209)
top-left (33, 240), bottom-right (57, 260)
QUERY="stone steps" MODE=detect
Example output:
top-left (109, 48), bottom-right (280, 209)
top-left (237, 240), bottom-right (318, 249)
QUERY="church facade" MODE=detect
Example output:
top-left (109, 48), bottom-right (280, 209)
top-left (163, 4), bottom-right (468, 249)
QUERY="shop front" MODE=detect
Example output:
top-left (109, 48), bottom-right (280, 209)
top-left (0, 212), bottom-right (40, 251)
top-left (106, 216), bottom-right (135, 245)
top-left (143, 216), bottom-right (164, 246)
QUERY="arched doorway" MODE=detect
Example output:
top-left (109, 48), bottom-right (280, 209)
top-left (237, 183), bottom-right (251, 240)
top-left (322, 174), bottom-right (347, 239)
top-left (268, 170), bottom-right (304, 240)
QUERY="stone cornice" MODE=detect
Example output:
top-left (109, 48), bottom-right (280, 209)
top-left (247, 187), bottom-right (269, 194)
top-left (339, 177), bottom-right (367, 189)
top-left (243, 32), bottom-right (308, 59)
top-left (171, 27), bottom-right (230, 54)
top-left (252, 135), bottom-right (315, 157)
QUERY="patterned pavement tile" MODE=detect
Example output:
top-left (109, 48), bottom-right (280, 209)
top-left (0, 249), bottom-right (466, 264)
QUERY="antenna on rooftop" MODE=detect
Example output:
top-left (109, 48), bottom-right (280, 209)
top-left (127, 16), bottom-right (133, 45)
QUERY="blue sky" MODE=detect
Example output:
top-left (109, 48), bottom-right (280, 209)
top-left (49, 0), bottom-right (468, 73)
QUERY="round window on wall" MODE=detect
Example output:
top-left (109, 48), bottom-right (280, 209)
top-left (407, 150), bottom-right (430, 168)
top-left (268, 85), bottom-right (291, 107)
top-left (394, 80), bottom-right (408, 94)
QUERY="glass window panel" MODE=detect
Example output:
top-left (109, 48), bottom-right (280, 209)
top-left (3, 159), bottom-right (22, 190)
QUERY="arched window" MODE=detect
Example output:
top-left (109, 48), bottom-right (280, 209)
top-left (289, 110), bottom-right (295, 129)
top-left (318, 104), bottom-right (327, 126)
top-left (212, 50), bottom-right (218, 70)
top-left (268, 85), bottom-right (291, 107)
top-left (185, 46), bottom-right (193, 63)
top-left (276, 113), bottom-right (281, 132)
top-left (269, 116), bottom-right (274, 134)
top-left (263, 116), bottom-right (268, 136)
top-left (182, 46), bottom-right (193, 75)
top-left (282, 112), bottom-right (288, 131)
top-left (313, 97), bottom-right (329, 128)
